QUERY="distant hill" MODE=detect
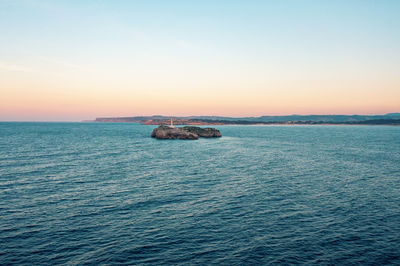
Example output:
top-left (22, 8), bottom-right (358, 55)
top-left (93, 113), bottom-right (400, 125)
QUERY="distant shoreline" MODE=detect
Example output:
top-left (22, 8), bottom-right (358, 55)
top-left (89, 121), bottom-right (400, 126)
top-left (90, 122), bottom-right (400, 126)
top-left (92, 114), bottom-right (400, 126)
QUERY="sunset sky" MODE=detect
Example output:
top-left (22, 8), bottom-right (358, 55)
top-left (1, 0), bottom-right (399, 121)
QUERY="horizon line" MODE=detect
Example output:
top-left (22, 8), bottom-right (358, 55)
top-left (1, 112), bottom-right (399, 123)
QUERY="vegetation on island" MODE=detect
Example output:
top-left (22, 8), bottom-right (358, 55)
top-left (151, 126), bottom-right (221, 140)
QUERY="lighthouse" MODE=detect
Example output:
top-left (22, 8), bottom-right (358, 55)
top-left (170, 118), bottom-right (174, 128)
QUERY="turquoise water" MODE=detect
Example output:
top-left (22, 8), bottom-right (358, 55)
top-left (0, 122), bottom-right (399, 265)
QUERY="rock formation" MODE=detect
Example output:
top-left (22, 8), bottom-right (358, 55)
top-left (151, 126), bottom-right (198, 139)
top-left (151, 126), bottom-right (222, 140)
top-left (182, 126), bottom-right (222, 138)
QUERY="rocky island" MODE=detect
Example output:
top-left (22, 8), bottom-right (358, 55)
top-left (151, 125), bottom-right (222, 140)
top-left (181, 126), bottom-right (223, 138)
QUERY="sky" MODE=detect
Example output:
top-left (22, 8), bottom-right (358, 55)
top-left (1, 0), bottom-right (399, 121)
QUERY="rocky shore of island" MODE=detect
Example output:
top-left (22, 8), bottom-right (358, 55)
top-left (151, 125), bottom-right (222, 140)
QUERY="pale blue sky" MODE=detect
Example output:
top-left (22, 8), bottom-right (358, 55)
top-left (2, 0), bottom-right (400, 65)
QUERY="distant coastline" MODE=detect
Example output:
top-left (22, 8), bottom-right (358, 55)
top-left (91, 113), bottom-right (400, 126)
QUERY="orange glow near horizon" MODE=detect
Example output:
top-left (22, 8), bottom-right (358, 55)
top-left (1, 75), bottom-right (399, 121)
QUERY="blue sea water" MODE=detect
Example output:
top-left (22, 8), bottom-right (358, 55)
top-left (0, 122), bottom-right (399, 265)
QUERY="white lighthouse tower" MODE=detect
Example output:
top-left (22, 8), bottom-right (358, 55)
top-left (170, 118), bottom-right (174, 128)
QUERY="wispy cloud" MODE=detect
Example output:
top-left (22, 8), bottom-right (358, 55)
top-left (0, 58), bottom-right (92, 77)
top-left (35, 56), bottom-right (93, 72)
top-left (0, 62), bottom-right (34, 72)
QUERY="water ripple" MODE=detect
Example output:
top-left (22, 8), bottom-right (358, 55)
top-left (0, 123), bottom-right (399, 265)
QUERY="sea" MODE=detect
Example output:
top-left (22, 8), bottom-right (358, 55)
top-left (0, 122), bottom-right (399, 265)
